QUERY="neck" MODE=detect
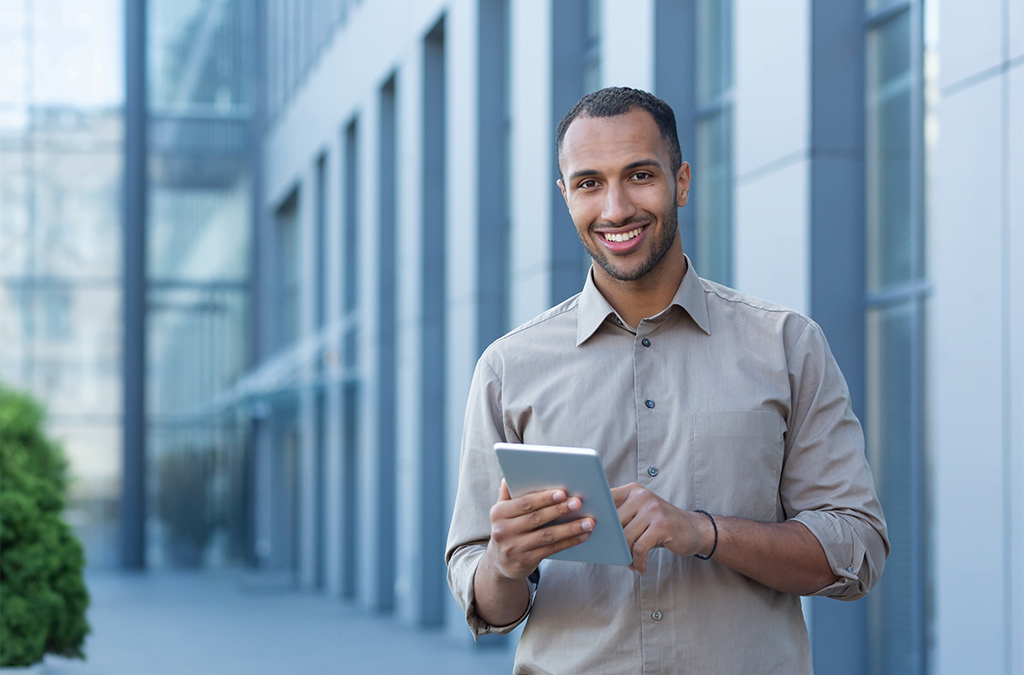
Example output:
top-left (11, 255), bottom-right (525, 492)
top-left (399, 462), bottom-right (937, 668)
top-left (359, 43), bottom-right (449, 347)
top-left (593, 243), bottom-right (688, 329)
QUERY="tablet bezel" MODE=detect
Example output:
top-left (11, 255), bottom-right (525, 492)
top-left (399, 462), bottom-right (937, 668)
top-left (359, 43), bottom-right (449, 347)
top-left (494, 442), bottom-right (633, 566)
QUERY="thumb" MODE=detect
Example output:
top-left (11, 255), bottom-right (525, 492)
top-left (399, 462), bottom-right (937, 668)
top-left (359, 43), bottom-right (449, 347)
top-left (499, 478), bottom-right (511, 501)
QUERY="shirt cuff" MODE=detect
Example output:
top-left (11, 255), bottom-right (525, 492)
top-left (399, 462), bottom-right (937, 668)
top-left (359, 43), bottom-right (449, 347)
top-left (447, 544), bottom-right (537, 639)
top-left (791, 510), bottom-right (881, 600)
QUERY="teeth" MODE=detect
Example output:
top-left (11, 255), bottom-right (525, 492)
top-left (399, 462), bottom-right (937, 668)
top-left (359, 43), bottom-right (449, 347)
top-left (603, 227), bottom-right (643, 243)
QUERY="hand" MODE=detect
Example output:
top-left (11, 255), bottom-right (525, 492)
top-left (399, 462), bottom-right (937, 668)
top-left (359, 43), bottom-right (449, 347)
top-left (611, 483), bottom-right (712, 573)
top-left (482, 480), bottom-right (594, 581)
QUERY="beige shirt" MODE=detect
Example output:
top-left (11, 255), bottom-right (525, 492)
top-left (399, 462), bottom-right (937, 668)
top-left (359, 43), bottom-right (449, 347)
top-left (446, 260), bottom-right (888, 675)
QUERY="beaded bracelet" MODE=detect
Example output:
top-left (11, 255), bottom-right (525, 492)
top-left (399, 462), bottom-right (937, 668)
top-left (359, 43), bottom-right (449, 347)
top-left (693, 509), bottom-right (718, 560)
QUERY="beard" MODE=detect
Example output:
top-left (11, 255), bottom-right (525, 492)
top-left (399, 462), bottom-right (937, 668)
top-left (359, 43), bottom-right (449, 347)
top-left (579, 206), bottom-right (679, 282)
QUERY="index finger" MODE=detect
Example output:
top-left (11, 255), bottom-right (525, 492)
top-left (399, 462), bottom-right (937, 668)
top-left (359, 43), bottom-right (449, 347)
top-left (611, 484), bottom-right (636, 507)
top-left (493, 485), bottom-right (568, 518)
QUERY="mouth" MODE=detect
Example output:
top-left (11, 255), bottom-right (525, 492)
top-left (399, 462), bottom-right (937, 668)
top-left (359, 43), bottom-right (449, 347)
top-left (600, 226), bottom-right (645, 243)
top-left (595, 222), bottom-right (649, 253)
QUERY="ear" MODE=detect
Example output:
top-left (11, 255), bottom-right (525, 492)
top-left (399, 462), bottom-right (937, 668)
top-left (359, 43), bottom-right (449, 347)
top-left (557, 178), bottom-right (568, 207)
top-left (676, 162), bottom-right (691, 208)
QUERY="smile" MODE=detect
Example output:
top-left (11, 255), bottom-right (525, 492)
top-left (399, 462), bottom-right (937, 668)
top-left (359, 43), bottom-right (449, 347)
top-left (601, 226), bottom-right (645, 243)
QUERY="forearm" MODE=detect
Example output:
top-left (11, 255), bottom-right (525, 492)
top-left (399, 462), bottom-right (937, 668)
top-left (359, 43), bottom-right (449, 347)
top-left (472, 544), bottom-right (532, 627)
top-left (706, 515), bottom-right (839, 596)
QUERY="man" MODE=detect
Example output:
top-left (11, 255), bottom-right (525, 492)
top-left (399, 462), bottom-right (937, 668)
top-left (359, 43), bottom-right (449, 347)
top-left (446, 87), bottom-right (888, 674)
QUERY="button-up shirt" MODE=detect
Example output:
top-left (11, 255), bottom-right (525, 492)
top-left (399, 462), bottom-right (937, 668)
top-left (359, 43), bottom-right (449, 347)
top-left (446, 260), bottom-right (889, 674)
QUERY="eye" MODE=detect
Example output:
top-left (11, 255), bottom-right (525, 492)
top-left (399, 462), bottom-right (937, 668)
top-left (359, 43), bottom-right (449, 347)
top-left (578, 179), bottom-right (598, 189)
top-left (631, 171), bottom-right (653, 181)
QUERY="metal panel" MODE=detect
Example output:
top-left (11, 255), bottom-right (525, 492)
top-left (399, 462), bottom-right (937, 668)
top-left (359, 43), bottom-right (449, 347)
top-left (122, 0), bottom-right (147, 571)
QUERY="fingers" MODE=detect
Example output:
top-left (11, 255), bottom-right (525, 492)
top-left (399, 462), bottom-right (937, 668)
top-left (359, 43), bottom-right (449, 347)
top-left (628, 525), bottom-right (662, 574)
top-left (491, 486), bottom-right (569, 523)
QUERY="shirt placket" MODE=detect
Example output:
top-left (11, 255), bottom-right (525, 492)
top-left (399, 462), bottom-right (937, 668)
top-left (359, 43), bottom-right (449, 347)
top-left (633, 320), bottom-right (668, 675)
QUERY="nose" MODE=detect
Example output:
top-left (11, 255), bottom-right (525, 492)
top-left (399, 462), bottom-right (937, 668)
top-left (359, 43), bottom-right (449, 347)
top-left (601, 181), bottom-right (636, 225)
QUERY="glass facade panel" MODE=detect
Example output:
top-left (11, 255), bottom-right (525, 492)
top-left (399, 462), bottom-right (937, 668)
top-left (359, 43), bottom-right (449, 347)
top-left (693, 0), bottom-right (733, 285)
top-left (695, 0), bottom-right (732, 107)
top-left (865, 4), bottom-right (925, 674)
top-left (866, 302), bottom-right (922, 675)
top-left (144, 0), bottom-right (255, 568)
top-left (0, 81), bottom-right (124, 567)
top-left (583, 0), bottom-right (602, 95)
top-left (867, 10), bottom-right (913, 292)
top-left (695, 111), bottom-right (732, 284)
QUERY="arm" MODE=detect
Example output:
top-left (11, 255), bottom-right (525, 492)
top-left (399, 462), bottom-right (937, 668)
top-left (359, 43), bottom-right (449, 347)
top-left (613, 319), bottom-right (887, 598)
top-left (612, 483), bottom-right (838, 595)
top-left (473, 480), bottom-right (593, 627)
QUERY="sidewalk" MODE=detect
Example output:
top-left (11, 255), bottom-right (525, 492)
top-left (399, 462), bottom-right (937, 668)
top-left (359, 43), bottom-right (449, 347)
top-left (44, 571), bottom-right (516, 675)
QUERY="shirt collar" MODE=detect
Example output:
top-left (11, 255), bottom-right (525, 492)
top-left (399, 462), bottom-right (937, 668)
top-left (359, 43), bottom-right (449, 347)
top-left (576, 255), bottom-right (712, 346)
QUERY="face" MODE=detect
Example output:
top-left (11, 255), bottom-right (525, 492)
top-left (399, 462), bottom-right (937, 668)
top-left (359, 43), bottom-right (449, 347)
top-left (557, 110), bottom-right (690, 285)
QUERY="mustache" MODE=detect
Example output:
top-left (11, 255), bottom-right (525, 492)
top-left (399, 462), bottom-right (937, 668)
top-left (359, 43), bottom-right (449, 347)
top-left (593, 215), bottom-right (654, 230)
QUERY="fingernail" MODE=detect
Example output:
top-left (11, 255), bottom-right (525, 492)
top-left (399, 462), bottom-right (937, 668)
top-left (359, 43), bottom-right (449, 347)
top-left (578, 532), bottom-right (590, 541)
top-left (581, 519), bottom-right (594, 531)
top-left (567, 497), bottom-right (581, 510)
top-left (552, 490), bottom-right (565, 502)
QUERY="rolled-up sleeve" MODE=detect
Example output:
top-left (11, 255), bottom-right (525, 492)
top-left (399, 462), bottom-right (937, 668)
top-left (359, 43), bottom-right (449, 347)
top-left (781, 320), bottom-right (890, 600)
top-left (445, 355), bottom-right (533, 637)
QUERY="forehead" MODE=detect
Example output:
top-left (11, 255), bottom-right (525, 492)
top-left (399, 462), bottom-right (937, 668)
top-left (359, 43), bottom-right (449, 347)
top-left (560, 109), bottom-right (669, 174)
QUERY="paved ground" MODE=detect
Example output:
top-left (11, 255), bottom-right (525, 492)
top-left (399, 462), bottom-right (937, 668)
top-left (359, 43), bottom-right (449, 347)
top-left (44, 571), bottom-right (516, 675)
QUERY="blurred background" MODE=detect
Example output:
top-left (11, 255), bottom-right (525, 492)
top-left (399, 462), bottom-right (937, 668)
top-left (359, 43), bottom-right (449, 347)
top-left (0, 0), bottom-right (1020, 673)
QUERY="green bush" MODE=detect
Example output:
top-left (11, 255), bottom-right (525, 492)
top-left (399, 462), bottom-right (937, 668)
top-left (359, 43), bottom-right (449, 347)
top-left (0, 383), bottom-right (90, 667)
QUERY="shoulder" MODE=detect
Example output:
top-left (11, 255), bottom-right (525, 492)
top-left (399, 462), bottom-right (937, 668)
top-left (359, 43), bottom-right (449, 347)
top-left (699, 277), bottom-right (819, 347)
top-left (477, 293), bottom-right (582, 376)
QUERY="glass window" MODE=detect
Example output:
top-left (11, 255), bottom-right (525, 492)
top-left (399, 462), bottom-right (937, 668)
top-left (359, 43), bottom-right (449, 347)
top-left (693, 0), bottom-right (733, 285)
top-left (583, 0), bottom-right (602, 95)
top-left (864, 4), bottom-right (926, 674)
top-left (867, 10), bottom-right (914, 292)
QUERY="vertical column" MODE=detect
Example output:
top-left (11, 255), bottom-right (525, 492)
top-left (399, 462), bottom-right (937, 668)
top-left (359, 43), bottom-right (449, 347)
top-left (395, 14), bottom-right (448, 627)
top-left (335, 117), bottom-right (361, 600)
top-left (324, 138), bottom-right (344, 596)
top-left (600, 0), bottom-right (654, 90)
top-left (806, 3), bottom-right (867, 673)
top-left (121, 0), bottom-right (147, 570)
top-left (357, 82), bottom-right (395, 611)
top-left (298, 161), bottom-right (318, 588)
top-left (732, 0), bottom-right (811, 314)
top-left (654, 0), bottom-right (697, 262)
top-left (445, 0), bottom-right (485, 637)
top-left (419, 16), bottom-right (448, 626)
top-left (549, 0), bottom-right (587, 305)
top-left (508, 0), bottom-right (553, 326)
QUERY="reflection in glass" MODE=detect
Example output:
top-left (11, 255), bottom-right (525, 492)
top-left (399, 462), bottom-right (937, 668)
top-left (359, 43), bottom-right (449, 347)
top-left (867, 10), bottom-right (914, 291)
top-left (695, 111), bottom-right (732, 285)
top-left (144, 0), bottom-right (255, 568)
top-left (583, 0), bottom-right (602, 96)
top-left (696, 0), bottom-right (732, 107)
top-left (866, 302), bottom-right (921, 675)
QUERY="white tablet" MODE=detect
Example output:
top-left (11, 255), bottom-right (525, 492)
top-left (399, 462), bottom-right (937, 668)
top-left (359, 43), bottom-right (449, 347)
top-left (494, 443), bottom-right (633, 566)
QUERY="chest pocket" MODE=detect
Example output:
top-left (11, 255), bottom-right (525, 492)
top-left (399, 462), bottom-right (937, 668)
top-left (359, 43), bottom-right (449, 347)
top-left (692, 410), bottom-right (785, 522)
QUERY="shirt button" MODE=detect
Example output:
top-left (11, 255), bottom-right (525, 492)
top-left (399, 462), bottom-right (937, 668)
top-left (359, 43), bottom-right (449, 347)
top-left (651, 610), bottom-right (663, 621)
top-left (648, 466), bottom-right (658, 477)
top-left (846, 566), bottom-right (853, 573)
top-left (645, 399), bottom-right (655, 409)
top-left (641, 338), bottom-right (651, 347)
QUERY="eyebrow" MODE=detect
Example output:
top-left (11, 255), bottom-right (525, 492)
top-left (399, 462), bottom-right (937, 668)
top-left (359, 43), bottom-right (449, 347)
top-left (568, 158), bottom-right (662, 184)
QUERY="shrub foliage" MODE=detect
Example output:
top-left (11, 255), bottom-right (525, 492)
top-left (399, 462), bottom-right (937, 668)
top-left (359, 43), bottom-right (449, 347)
top-left (0, 383), bottom-right (90, 667)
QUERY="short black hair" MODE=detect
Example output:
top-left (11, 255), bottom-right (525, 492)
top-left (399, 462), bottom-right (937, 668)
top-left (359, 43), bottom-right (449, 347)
top-left (555, 87), bottom-right (682, 179)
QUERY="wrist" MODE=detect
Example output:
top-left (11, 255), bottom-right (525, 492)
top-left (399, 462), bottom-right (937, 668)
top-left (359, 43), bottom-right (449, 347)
top-left (692, 509), bottom-right (718, 560)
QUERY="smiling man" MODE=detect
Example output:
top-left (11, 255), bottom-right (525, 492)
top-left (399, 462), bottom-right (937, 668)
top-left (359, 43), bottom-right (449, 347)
top-left (446, 87), bottom-right (888, 674)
